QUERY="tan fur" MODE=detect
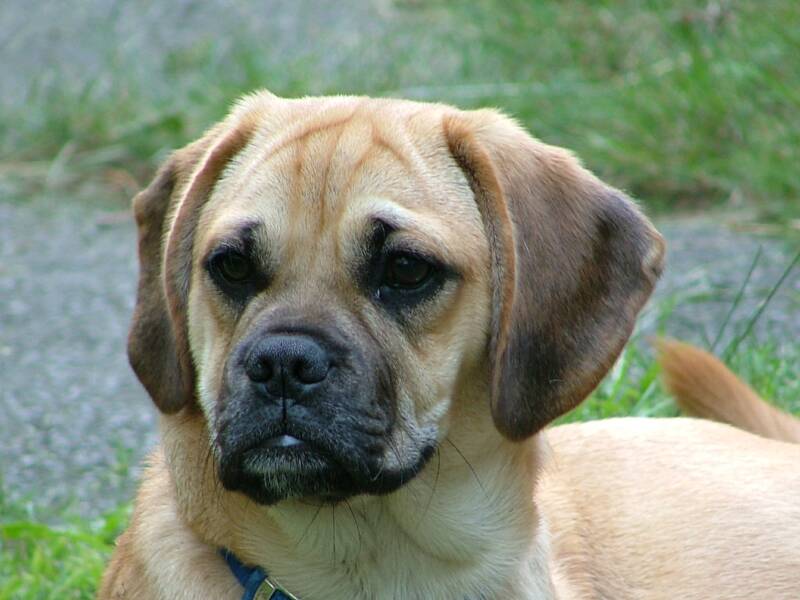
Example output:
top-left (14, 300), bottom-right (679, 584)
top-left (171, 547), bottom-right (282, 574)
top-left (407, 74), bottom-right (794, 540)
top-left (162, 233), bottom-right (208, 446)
top-left (101, 92), bottom-right (800, 599)
top-left (540, 419), bottom-right (800, 600)
top-left (659, 338), bottom-right (800, 443)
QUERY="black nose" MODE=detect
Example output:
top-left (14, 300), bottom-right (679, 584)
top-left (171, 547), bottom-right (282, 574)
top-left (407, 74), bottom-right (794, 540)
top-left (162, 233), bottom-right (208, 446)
top-left (245, 335), bottom-right (331, 397)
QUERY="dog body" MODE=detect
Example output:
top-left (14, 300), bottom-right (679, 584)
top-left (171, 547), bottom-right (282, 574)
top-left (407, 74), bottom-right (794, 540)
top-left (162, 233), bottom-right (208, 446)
top-left (102, 415), bottom-right (800, 599)
top-left (100, 92), bottom-right (800, 599)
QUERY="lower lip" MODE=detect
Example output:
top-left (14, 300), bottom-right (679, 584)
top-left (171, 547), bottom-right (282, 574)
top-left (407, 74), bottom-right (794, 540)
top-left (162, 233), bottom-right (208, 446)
top-left (263, 434), bottom-right (305, 449)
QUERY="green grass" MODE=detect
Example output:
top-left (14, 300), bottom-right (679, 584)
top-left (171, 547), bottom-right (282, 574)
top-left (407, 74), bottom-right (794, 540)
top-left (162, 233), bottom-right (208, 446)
top-left (0, 494), bottom-right (127, 600)
top-left (562, 331), bottom-right (800, 424)
top-left (2, 1), bottom-right (799, 222)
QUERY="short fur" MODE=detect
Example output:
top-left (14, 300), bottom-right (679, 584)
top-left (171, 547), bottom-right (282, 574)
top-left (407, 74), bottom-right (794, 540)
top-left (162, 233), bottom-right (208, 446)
top-left (101, 92), bottom-right (800, 599)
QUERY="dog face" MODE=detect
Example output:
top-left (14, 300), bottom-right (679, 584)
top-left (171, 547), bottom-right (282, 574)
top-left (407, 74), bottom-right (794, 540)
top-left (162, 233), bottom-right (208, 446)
top-left (128, 92), bottom-right (664, 505)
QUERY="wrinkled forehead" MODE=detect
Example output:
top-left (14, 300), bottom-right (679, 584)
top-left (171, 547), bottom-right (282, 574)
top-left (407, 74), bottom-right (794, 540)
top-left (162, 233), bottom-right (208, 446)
top-left (197, 101), bottom-right (486, 266)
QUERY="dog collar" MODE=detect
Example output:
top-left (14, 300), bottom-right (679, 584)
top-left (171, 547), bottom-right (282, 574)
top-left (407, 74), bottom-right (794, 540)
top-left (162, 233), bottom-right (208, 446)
top-left (221, 549), bottom-right (299, 600)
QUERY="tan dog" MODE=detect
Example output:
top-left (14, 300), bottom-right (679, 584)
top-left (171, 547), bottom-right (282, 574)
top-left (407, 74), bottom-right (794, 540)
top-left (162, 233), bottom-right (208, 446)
top-left (100, 91), bottom-right (800, 599)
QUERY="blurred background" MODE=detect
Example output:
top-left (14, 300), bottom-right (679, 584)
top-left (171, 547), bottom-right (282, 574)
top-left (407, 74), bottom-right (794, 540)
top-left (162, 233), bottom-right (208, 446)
top-left (1, 0), bottom-right (798, 594)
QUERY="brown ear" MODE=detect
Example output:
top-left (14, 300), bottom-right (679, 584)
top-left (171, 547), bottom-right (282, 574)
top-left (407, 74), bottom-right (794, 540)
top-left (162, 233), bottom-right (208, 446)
top-left (128, 116), bottom-right (258, 413)
top-left (444, 110), bottom-right (665, 439)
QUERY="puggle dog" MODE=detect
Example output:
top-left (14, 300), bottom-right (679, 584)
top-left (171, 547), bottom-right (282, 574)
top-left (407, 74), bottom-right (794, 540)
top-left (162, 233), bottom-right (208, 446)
top-left (100, 91), bottom-right (800, 599)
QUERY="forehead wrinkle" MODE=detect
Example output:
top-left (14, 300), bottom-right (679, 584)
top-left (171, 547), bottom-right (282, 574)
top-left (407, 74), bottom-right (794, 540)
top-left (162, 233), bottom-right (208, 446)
top-left (371, 114), bottom-right (435, 201)
top-left (262, 109), bottom-right (361, 167)
top-left (316, 121), bottom-right (350, 238)
top-left (283, 136), bottom-right (309, 264)
top-left (225, 106), bottom-right (362, 203)
top-left (329, 121), bottom-right (433, 237)
top-left (370, 125), bottom-right (412, 172)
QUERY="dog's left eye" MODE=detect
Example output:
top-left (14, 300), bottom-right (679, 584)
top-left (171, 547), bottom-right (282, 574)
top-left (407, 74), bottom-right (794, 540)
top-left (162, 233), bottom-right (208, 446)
top-left (383, 253), bottom-right (432, 289)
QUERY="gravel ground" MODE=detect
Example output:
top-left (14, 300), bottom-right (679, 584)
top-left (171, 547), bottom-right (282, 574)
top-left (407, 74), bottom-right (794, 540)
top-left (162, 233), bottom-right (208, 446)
top-left (0, 0), bottom-right (401, 110)
top-left (0, 197), bottom-right (151, 517)
top-left (1, 193), bottom-right (798, 518)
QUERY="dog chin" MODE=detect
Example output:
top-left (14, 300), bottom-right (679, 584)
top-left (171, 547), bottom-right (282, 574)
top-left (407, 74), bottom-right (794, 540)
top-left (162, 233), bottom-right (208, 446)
top-left (222, 444), bottom-right (354, 505)
top-left (219, 438), bottom-right (439, 505)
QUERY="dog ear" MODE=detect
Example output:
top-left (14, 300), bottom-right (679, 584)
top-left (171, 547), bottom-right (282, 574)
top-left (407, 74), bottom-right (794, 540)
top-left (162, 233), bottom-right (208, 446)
top-left (128, 116), bottom-right (258, 413)
top-left (444, 110), bottom-right (665, 440)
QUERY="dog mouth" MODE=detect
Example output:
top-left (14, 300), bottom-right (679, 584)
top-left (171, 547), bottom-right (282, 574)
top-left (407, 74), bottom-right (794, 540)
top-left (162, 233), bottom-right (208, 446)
top-left (219, 430), bottom-right (359, 504)
top-left (241, 435), bottom-right (314, 474)
top-left (217, 426), bottom-right (438, 506)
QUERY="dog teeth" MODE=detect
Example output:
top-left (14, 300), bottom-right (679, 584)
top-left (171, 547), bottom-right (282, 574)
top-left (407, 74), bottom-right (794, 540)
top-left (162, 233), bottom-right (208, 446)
top-left (265, 435), bottom-right (304, 448)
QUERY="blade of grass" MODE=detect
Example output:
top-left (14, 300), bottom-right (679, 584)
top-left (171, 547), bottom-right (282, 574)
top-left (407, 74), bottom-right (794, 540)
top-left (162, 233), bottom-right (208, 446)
top-left (711, 245), bottom-right (762, 352)
top-left (723, 248), bottom-right (800, 360)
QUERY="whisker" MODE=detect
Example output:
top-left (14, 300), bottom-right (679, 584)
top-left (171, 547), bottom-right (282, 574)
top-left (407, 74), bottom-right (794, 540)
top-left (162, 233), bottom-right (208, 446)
top-left (370, 456), bottom-right (386, 482)
top-left (296, 502), bottom-right (325, 549)
top-left (417, 446), bottom-right (441, 528)
top-left (385, 438), bottom-right (406, 486)
top-left (331, 505), bottom-right (337, 563)
top-left (445, 438), bottom-right (485, 492)
top-left (344, 499), bottom-right (363, 559)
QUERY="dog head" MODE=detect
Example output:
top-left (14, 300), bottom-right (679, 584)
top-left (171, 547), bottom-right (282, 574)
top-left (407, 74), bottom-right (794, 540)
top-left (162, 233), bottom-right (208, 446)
top-left (128, 92), bottom-right (663, 505)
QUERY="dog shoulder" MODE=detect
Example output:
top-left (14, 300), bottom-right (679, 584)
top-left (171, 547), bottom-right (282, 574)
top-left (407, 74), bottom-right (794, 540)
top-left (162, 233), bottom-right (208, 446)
top-left (98, 447), bottom-right (241, 599)
top-left (97, 458), bottom-right (162, 599)
top-left (97, 526), bottom-right (148, 599)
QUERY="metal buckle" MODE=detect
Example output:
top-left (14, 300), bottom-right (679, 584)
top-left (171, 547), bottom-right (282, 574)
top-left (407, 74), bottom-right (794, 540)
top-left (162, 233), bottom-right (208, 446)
top-left (253, 576), bottom-right (301, 600)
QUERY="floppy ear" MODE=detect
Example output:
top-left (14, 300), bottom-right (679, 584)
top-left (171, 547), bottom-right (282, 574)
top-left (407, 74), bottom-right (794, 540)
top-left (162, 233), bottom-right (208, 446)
top-left (128, 116), bottom-right (258, 413)
top-left (444, 110), bottom-right (665, 440)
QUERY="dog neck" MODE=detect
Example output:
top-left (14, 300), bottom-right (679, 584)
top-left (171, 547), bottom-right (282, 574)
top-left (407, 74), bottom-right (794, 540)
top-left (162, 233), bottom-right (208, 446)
top-left (160, 412), bottom-right (556, 599)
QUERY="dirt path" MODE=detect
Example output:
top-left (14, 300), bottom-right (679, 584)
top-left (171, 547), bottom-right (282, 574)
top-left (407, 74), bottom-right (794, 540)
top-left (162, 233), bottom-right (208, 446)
top-left (1, 193), bottom-right (797, 518)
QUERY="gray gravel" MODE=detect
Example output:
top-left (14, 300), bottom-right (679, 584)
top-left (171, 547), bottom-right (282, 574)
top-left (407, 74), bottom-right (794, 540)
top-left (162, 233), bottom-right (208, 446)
top-left (0, 196), bottom-right (152, 517)
top-left (645, 217), bottom-right (799, 353)
top-left (2, 191), bottom-right (798, 519)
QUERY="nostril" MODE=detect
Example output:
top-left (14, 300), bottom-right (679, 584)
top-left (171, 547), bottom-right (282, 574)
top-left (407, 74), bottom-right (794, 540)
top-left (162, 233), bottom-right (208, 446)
top-left (294, 357), bottom-right (329, 384)
top-left (247, 361), bottom-right (273, 383)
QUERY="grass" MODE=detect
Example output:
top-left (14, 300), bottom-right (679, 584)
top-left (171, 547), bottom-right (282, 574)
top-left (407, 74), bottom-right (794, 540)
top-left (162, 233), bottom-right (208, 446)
top-left (566, 247), bottom-right (800, 422)
top-left (2, 1), bottom-right (799, 222)
top-left (563, 326), bottom-right (800, 424)
top-left (0, 493), bottom-right (127, 600)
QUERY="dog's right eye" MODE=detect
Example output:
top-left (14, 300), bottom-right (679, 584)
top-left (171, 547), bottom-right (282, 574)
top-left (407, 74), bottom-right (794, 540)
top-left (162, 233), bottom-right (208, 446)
top-left (216, 252), bottom-right (252, 283)
top-left (206, 248), bottom-right (264, 301)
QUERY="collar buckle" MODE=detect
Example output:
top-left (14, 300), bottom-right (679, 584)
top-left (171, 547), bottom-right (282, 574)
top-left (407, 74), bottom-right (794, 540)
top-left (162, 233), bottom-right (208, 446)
top-left (254, 576), bottom-right (301, 600)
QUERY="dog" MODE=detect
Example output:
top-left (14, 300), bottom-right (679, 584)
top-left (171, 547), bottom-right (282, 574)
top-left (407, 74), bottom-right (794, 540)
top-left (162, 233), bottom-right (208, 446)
top-left (99, 91), bottom-right (800, 599)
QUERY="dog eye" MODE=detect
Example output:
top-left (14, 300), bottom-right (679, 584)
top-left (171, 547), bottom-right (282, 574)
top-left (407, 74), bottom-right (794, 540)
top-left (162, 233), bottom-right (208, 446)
top-left (216, 251), bottom-right (253, 283)
top-left (383, 253), bottom-right (432, 289)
